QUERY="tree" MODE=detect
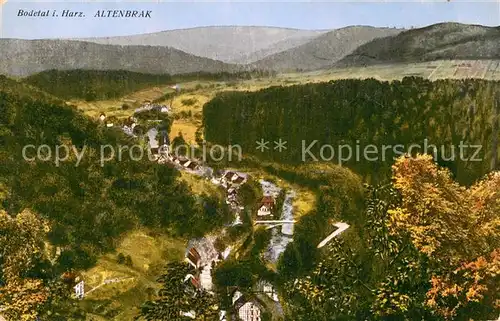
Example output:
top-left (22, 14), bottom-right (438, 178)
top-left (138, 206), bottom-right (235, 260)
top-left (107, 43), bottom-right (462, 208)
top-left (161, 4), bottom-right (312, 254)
top-left (214, 260), bottom-right (254, 289)
top-left (389, 154), bottom-right (500, 319)
top-left (0, 209), bottom-right (63, 321)
top-left (282, 156), bottom-right (499, 320)
top-left (172, 132), bottom-right (188, 156)
top-left (491, 92), bottom-right (499, 171)
top-left (140, 262), bottom-right (193, 321)
top-left (140, 262), bottom-right (219, 321)
top-left (388, 154), bottom-right (499, 264)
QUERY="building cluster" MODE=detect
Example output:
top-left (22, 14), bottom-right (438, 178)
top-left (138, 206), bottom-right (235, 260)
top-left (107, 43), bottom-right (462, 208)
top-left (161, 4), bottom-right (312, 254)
top-left (184, 246), bottom-right (276, 321)
top-left (211, 170), bottom-right (248, 225)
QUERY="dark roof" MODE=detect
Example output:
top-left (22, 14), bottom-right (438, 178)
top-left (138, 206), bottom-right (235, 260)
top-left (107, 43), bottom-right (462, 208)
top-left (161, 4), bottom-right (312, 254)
top-left (187, 162), bottom-right (198, 169)
top-left (224, 171), bottom-right (235, 179)
top-left (233, 176), bottom-right (245, 184)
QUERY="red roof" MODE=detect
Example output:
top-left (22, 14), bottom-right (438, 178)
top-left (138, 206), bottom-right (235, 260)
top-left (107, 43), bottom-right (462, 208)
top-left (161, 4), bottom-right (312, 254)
top-left (260, 196), bottom-right (275, 207)
top-left (190, 277), bottom-right (201, 288)
top-left (187, 248), bottom-right (201, 265)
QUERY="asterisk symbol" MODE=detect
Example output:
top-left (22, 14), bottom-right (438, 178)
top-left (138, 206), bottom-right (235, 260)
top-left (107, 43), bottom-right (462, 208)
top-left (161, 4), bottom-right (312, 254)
top-left (274, 139), bottom-right (287, 152)
top-left (256, 139), bottom-right (270, 152)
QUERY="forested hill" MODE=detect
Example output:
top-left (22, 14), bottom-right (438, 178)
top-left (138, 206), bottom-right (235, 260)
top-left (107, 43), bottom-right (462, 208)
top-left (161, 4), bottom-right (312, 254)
top-left (251, 26), bottom-right (402, 71)
top-left (337, 22), bottom-right (500, 66)
top-left (204, 77), bottom-right (499, 185)
top-left (22, 69), bottom-right (274, 101)
top-left (0, 84), bottom-right (230, 284)
top-left (0, 74), bottom-right (63, 103)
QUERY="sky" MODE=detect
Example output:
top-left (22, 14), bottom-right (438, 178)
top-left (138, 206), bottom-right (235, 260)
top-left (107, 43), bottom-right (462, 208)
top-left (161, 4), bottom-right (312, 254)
top-left (0, 1), bottom-right (499, 39)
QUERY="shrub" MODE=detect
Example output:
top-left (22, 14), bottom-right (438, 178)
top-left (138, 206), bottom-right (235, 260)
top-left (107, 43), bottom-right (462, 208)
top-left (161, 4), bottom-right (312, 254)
top-left (181, 98), bottom-right (197, 106)
top-left (117, 253), bottom-right (126, 264)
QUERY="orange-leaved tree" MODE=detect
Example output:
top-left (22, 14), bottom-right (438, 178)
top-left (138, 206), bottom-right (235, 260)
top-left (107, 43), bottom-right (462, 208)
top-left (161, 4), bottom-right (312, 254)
top-left (0, 209), bottom-right (50, 321)
top-left (389, 154), bottom-right (499, 319)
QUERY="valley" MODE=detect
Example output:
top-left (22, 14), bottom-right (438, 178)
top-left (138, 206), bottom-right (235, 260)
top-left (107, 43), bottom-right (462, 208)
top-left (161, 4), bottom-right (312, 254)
top-left (0, 13), bottom-right (499, 321)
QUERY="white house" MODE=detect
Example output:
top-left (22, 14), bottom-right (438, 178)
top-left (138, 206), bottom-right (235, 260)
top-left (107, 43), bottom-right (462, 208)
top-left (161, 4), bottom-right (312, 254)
top-left (238, 301), bottom-right (262, 321)
top-left (257, 196), bottom-right (275, 217)
top-left (257, 281), bottom-right (279, 302)
top-left (74, 280), bottom-right (85, 299)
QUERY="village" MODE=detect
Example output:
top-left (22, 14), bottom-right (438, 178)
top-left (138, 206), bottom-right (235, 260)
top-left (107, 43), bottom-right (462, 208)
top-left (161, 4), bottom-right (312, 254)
top-left (76, 98), bottom-right (296, 321)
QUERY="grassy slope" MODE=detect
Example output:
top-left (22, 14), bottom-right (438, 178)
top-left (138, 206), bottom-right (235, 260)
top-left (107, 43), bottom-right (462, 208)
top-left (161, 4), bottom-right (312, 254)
top-left (80, 230), bottom-right (187, 320)
top-left (67, 59), bottom-right (500, 147)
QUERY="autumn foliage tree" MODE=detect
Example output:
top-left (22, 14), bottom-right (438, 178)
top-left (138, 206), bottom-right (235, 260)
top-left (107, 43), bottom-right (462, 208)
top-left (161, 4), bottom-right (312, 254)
top-left (282, 155), bottom-right (499, 320)
top-left (388, 154), bottom-right (500, 319)
top-left (0, 209), bottom-right (50, 321)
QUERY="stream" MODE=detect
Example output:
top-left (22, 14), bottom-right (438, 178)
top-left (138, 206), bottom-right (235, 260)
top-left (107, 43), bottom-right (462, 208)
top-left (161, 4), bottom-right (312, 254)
top-left (259, 180), bottom-right (296, 263)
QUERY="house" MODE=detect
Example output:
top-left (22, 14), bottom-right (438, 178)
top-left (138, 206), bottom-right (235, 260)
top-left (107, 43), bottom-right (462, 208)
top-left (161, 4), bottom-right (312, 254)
top-left (187, 161), bottom-right (199, 171)
top-left (232, 291), bottom-right (266, 321)
top-left (157, 153), bottom-right (170, 164)
top-left (257, 196), bottom-right (275, 217)
top-left (227, 194), bottom-right (238, 202)
top-left (184, 273), bottom-right (201, 289)
top-left (233, 176), bottom-right (246, 185)
top-left (183, 160), bottom-right (192, 169)
top-left (179, 158), bottom-right (190, 167)
top-left (186, 247), bottom-right (202, 269)
top-left (222, 171), bottom-right (247, 187)
top-left (256, 281), bottom-right (279, 302)
top-left (232, 293), bottom-right (264, 321)
top-left (99, 113), bottom-right (106, 122)
top-left (223, 171), bottom-right (235, 184)
top-left (199, 264), bottom-right (213, 291)
top-left (238, 301), bottom-right (262, 321)
top-left (158, 144), bottom-right (170, 156)
top-left (106, 123), bottom-right (114, 128)
top-left (228, 200), bottom-right (240, 209)
top-left (74, 280), bottom-right (85, 299)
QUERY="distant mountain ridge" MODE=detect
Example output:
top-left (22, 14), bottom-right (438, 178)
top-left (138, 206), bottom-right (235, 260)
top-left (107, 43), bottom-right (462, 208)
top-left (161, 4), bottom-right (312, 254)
top-left (76, 26), bottom-right (329, 64)
top-left (336, 22), bottom-right (500, 66)
top-left (0, 39), bottom-right (237, 77)
top-left (251, 26), bottom-right (404, 71)
top-left (0, 23), bottom-right (498, 77)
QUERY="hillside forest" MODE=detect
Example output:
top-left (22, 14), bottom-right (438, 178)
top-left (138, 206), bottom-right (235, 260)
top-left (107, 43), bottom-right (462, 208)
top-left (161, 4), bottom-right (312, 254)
top-left (204, 77), bottom-right (500, 185)
top-left (0, 71), bottom-right (498, 321)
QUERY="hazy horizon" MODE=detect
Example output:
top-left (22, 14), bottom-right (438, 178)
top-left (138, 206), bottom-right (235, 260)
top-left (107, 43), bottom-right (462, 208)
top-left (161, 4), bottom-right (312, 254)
top-left (1, 1), bottom-right (498, 39)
